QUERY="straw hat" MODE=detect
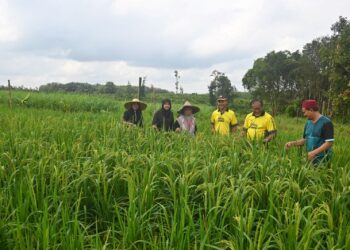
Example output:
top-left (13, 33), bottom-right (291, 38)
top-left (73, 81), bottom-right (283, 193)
top-left (124, 98), bottom-right (147, 110)
top-left (177, 101), bottom-right (200, 114)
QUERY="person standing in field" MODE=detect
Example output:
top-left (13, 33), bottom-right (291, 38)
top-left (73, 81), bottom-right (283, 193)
top-left (123, 98), bottom-right (147, 127)
top-left (243, 99), bottom-right (277, 143)
top-left (210, 95), bottom-right (238, 135)
top-left (174, 101), bottom-right (200, 136)
top-left (285, 99), bottom-right (334, 165)
top-left (152, 98), bottom-right (174, 131)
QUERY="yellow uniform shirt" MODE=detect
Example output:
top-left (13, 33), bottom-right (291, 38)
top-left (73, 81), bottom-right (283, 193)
top-left (211, 109), bottom-right (238, 135)
top-left (243, 112), bottom-right (276, 141)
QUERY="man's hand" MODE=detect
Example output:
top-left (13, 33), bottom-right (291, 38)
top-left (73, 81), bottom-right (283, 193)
top-left (285, 141), bottom-right (294, 150)
top-left (123, 121), bottom-right (136, 127)
top-left (308, 151), bottom-right (316, 161)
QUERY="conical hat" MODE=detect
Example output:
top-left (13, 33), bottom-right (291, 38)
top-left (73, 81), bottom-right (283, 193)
top-left (124, 98), bottom-right (147, 110)
top-left (177, 101), bottom-right (200, 114)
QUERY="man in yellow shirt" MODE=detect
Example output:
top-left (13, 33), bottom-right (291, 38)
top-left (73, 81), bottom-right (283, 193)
top-left (211, 95), bottom-right (238, 135)
top-left (243, 99), bottom-right (276, 142)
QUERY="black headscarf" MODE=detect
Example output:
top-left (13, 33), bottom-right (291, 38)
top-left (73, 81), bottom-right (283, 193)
top-left (152, 99), bottom-right (174, 131)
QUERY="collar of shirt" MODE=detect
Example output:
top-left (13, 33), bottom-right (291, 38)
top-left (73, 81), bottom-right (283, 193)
top-left (253, 111), bottom-right (265, 117)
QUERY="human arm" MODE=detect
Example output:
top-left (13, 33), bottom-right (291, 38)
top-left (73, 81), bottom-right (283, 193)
top-left (210, 112), bottom-right (216, 134)
top-left (123, 110), bottom-right (130, 122)
top-left (211, 123), bottom-right (216, 134)
top-left (263, 131), bottom-right (277, 142)
top-left (122, 110), bottom-right (136, 126)
top-left (169, 112), bottom-right (175, 131)
top-left (174, 120), bottom-right (181, 132)
top-left (152, 111), bottom-right (160, 130)
top-left (240, 116), bottom-right (249, 138)
top-left (263, 116), bottom-right (277, 142)
top-left (230, 124), bottom-right (238, 133)
top-left (240, 128), bottom-right (247, 138)
top-left (307, 141), bottom-right (333, 160)
top-left (230, 112), bottom-right (238, 134)
top-left (285, 139), bottom-right (306, 149)
top-left (308, 120), bottom-right (334, 160)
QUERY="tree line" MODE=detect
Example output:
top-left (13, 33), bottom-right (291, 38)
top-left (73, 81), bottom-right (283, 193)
top-left (242, 16), bottom-right (350, 119)
top-left (38, 81), bottom-right (170, 98)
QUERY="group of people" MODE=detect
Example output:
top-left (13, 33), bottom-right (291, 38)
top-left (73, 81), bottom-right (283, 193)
top-left (123, 98), bottom-right (199, 135)
top-left (122, 96), bottom-right (334, 165)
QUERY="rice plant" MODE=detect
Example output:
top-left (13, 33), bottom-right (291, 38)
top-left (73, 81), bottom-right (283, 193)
top-left (0, 94), bottom-right (349, 249)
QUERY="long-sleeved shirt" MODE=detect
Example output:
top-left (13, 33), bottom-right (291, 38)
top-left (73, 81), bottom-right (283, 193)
top-left (123, 109), bottom-right (143, 127)
top-left (152, 109), bottom-right (174, 131)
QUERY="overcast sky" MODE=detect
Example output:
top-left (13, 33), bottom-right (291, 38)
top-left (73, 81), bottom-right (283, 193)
top-left (0, 0), bottom-right (349, 93)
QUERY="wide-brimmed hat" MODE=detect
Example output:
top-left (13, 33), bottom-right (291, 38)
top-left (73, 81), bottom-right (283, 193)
top-left (177, 101), bottom-right (200, 114)
top-left (124, 98), bottom-right (147, 110)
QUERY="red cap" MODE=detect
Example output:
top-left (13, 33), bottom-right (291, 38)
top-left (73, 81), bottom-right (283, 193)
top-left (302, 100), bottom-right (318, 109)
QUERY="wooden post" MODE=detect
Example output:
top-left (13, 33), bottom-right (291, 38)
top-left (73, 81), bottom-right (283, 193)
top-left (138, 77), bottom-right (142, 100)
top-left (8, 80), bottom-right (12, 110)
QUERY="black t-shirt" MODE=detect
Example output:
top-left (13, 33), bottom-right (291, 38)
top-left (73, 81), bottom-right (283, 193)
top-left (123, 109), bottom-right (143, 127)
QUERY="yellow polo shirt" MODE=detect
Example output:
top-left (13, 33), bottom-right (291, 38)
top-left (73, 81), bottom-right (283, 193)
top-left (243, 112), bottom-right (276, 141)
top-left (211, 109), bottom-right (238, 135)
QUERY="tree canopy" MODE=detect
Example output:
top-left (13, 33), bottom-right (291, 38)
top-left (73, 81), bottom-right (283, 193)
top-left (208, 70), bottom-right (237, 106)
top-left (242, 16), bottom-right (350, 119)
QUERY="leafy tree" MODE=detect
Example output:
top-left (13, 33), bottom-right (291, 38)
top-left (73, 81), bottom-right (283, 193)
top-left (126, 81), bottom-right (133, 98)
top-left (327, 16), bottom-right (350, 117)
top-left (104, 81), bottom-right (117, 94)
top-left (242, 16), bottom-right (350, 118)
top-left (242, 51), bottom-right (300, 113)
top-left (208, 70), bottom-right (235, 106)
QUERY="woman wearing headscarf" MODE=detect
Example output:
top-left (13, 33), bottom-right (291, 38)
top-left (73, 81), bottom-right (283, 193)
top-left (174, 101), bottom-right (200, 136)
top-left (152, 99), bottom-right (174, 131)
top-left (123, 98), bottom-right (147, 127)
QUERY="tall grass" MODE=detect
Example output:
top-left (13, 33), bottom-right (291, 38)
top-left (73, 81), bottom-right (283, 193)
top-left (0, 90), bottom-right (251, 114)
top-left (0, 90), bottom-right (121, 113)
top-left (0, 97), bottom-right (349, 249)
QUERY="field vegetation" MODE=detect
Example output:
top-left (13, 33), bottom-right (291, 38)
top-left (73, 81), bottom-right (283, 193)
top-left (0, 90), bottom-right (349, 249)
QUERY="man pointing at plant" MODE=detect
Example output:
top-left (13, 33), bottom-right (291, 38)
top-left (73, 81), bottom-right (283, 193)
top-left (285, 100), bottom-right (334, 165)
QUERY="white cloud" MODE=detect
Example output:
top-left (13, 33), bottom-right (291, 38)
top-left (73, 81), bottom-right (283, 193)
top-left (0, 0), bottom-right (19, 42)
top-left (0, 0), bottom-right (350, 93)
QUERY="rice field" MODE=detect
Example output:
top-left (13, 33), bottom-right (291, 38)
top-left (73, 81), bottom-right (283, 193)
top-left (0, 93), bottom-right (349, 249)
